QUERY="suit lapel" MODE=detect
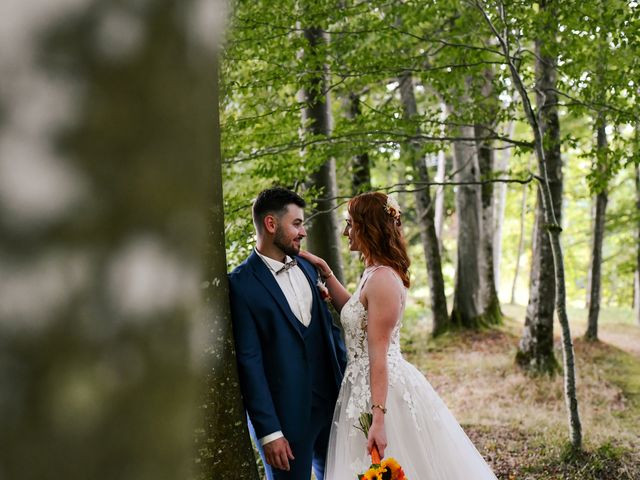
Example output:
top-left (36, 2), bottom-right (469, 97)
top-left (248, 251), bottom-right (304, 338)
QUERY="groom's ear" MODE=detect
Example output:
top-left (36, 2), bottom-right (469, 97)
top-left (263, 214), bottom-right (278, 235)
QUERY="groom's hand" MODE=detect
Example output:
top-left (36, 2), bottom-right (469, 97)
top-left (264, 437), bottom-right (295, 471)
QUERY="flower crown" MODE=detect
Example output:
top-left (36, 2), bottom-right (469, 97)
top-left (384, 195), bottom-right (402, 221)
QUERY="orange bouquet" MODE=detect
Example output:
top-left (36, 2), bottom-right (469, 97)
top-left (355, 412), bottom-right (407, 480)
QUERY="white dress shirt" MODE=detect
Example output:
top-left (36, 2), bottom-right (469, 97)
top-left (255, 249), bottom-right (313, 327)
top-left (255, 249), bottom-right (314, 445)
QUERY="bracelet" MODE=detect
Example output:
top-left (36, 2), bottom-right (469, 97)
top-left (371, 404), bottom-right (387, 414)
top-left (321, 270), bottom-right (334, 280)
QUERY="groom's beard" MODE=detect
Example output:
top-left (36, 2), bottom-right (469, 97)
top-left (274, 228), bottom-right (301, 258)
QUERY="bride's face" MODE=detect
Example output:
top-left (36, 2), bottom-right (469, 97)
top-left (343, 215), bottom-right (360, 251)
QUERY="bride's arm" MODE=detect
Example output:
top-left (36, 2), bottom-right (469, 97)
top-left (298, 250), bottom-right (352, 312)
top-left (363, 269), bottom-right (403, 458)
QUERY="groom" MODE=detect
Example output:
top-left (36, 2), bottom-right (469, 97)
top-left (229, 187), bottom-right (346, 479)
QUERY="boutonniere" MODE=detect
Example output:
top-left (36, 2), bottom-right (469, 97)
top-left (316, 276), bottom-right (332, 303)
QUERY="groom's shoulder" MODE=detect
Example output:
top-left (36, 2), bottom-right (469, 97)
top-left (229, 257), bottom-right (252, 280)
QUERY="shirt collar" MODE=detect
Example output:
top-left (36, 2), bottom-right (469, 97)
top-left (255, 249), bottom-right (293, 274)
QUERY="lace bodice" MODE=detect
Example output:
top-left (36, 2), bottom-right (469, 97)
top-left (339, 266), bottom-right (417, 424)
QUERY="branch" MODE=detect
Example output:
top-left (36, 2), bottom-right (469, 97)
top-left (304, 175), bottom-right (534, 221)
top-left (223, 130), bottom-right (533, 164)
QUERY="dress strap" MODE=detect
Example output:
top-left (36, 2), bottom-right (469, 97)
top-left (360, 265), bottom-right (404, 291)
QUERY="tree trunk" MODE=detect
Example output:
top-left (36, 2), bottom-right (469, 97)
top-left (399, 72), bottom-right (450, 335)
top-left (516, 25), bottom-right (563, 374)
top-left (585, 121), bottom-right (608, 341)
top-left (636, 157), bottom-right (640, 326)
top-left (0, 1), bottom-right (258, 478)
top-left (510, 173), bottom-right (529, 304)
top-left (345, 93), bottom-right (372, 195)
top-left (300, 26), bottom-right (344, 283)
top-left (448, 102), bottom-right (484, 328)
top-left (476, 125), bottom-right (502, 324)
top-left (585, 197), bottom-right (597, 310)
top-left (480, 0), bottom-right (582, 449)
top-left (493, 120), bottom-right (516, 288)
top-left (434, 149), bottom-right (447, 251)
top-left (203, 51), bottom-right (261, 478)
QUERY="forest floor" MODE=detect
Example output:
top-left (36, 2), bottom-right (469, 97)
top-left (401, 303), bottom-right (640, 480)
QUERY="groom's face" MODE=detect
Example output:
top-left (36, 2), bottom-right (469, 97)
top-left (273, 204), bottom-right (306, 257)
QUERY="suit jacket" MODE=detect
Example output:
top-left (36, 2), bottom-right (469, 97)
top-left (228, 250), bottom-right (347, 443)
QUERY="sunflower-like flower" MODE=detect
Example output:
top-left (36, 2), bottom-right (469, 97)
top-left (381, 458), bottom-right (406, 479)
top-left (354, 411), bottom-right (408, 479)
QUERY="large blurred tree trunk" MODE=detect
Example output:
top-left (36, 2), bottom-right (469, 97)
top-left (585, 118), bottom-right (608, 342)
top-left (516, 9), bottom-right (563, 373)
top-left (0, 1), bottom-right (259, 478)
top-left (300, 26), bottom-right (344, 283)
top-left (399, 72), bottom-right (449, 335)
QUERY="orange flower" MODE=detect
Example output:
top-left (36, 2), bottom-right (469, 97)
top-left (381, 458), bottom-right (406, 479)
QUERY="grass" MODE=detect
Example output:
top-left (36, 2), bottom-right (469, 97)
top-left (400, 302), bottom-right (640, 479)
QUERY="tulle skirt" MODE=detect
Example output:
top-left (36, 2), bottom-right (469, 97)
top-left (325, 358), bottom-right (498, 479)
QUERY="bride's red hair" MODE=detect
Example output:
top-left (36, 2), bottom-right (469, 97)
top-left (348, 192), bottom-right (411, 288)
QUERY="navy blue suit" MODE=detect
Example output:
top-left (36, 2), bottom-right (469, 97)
top-left (229, 251), bottom-right (346, 479)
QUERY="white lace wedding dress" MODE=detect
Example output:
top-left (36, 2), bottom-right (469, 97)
top-left (325, 266), bottom-right (497, 479)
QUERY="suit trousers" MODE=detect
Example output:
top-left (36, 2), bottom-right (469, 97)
top-left (253, 399), bottom-right (334, 480)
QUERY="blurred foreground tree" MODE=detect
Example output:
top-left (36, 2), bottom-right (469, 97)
top-left (0, 0), bottom-right (256, 478)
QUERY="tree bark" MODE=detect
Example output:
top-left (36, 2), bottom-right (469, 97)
top-left (516, 21), bottom-right (563, 374)
top-left (476, 125), bottom-right (502, 324)
top-left (345, 93), bottom-right (372, 195)
top-left (448, 99), bottom-right (484, 328)
top-left (585, 120), bottom-right (608, 341)
top-left (636, 151), bottom-right (640, 326)
top-left (493, 120), bottom-right (516, 288)
top-left (300, 26), bottom-right (344, 283)
top-left (0, 1), bottom-right (259, 478)
top-left (202, 51), bottom-right (261, 479)
top-left (510, 172), bottom-right (529, 304)
top-left (399, 72), bottom-right (450, 335)
top-left (434, 149), bottom-right (447, 251)
top-left (479, 0), bottom-right (582, 449)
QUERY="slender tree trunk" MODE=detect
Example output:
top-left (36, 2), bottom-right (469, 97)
top-left (635, 158), bottom-right (640, 326)
top-left (434, 150), bottom-right (447, 250)
top-left (510, 173), bottom-right (529, 304)
top-left (476, 126), bottom-right (502, 324)
top-left (300, 26), bottom-right (344, 283)
top-left (585, 197), bottom-right (596, 310)
top-left (448, 100), bottom-right (484, 328)
top-left (434, 102), bottom-right (448, 252)
top-left (475, 67), bottom-right (502, 324)
top-left (345, 93), bottom-right (372, 195)
top-left (493, 120), bottom-right (516, 287)
top-left (479, 0), bottom-right (582, 449)
top-left (516, 23), bottom-right (563, 374)
top-left (585, 120), bottom-right (608, 341)
top-left (399, 72), bottom-right (449, 335)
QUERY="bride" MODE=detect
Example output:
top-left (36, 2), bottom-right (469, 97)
top-left (300, 192), bottom-right (497, 479)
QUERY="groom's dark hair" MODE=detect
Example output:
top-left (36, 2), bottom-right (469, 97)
top-left (252, 187), bottom-right (306, 233)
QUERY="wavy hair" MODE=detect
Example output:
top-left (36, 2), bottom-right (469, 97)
top-left (348, 192), bottom-right (410, 287)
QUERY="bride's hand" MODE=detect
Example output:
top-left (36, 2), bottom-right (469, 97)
top-left (298, 250), bottom-right (330, 275)
top-left (367, 419), bottom-right (387, 459)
